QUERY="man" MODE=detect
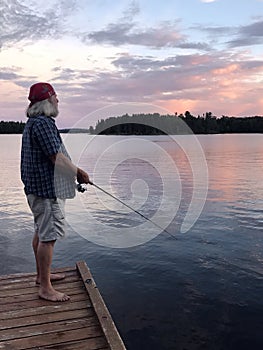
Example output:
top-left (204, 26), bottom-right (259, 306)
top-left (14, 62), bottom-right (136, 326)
top-left (21, 82), bottom-right (89, 302)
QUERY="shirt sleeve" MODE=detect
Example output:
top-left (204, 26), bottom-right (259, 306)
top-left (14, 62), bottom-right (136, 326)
top-left (32, 117), bottom-right (62, 156)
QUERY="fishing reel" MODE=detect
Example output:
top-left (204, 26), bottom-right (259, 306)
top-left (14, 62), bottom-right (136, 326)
top-left (76, 183), bottom-right (88, 193)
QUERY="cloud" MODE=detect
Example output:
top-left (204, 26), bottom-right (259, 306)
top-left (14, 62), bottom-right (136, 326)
top-left (194, 24), bottom-right (233, 37)
top-left (195, 18), bottom-right (263, 48)
top-left (85, 19), bottom-right (211, 50)
top-left (85, 20), bottom-right (182, 48)
top-left (49, 51), bottom-right (262, 111)
top-left (0, 0), bottom-right (77, 49)
top-left (227, 19), bottom-right (263, 47)
top-left (79, 1), bottom-right (208, 50)
top-left (0, 71), bottom-right (19, 80)
top-left (122, 0), bottom-right (140, 20)
top-left (1, 49), bottom-right (262, 124)
top-left (0, 0), bottom-right (262, 123)
top-left (0, 66), bottom-right (37, 92)
top-left (0, 66), bottom-right (22, 80)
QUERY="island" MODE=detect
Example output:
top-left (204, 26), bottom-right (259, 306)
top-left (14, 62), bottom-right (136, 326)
top-left (1, 112), bottom-right (263, 135)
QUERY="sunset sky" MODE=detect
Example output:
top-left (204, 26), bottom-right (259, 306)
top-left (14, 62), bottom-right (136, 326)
top-left (0, 0), bottom-right (263, 128)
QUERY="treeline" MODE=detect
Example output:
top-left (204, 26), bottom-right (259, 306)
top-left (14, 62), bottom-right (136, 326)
top-left (2, 112), bottom-right (263, 134)
top-left (91, 112), bottom-right (263, 135)
top-left (59, 128), bottom-right (90, 133)
top-left (0, 121), bottom-right (25, 134)
top-left (0, 121), bottom-right (91, 134)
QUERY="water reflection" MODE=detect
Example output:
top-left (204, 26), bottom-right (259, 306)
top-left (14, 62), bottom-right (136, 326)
top-left (0, 134), bottom-right (263, 349)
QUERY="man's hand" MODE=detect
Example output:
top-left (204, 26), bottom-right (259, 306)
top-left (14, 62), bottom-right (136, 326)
top-left (77, 168), bottom-right (90, 184)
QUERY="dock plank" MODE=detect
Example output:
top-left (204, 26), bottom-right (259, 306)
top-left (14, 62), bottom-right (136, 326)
top-left (0, 273), bottom-right (80, 290)
top-left (0, 287), bottom-right (87, 306)
top-left (0, 291), bottom-right (88, 313)
top-left (0, 325), bottom-right (103, 349)
top-left (30, 337), bottom-right (110, 350)
top-left (0, 280), bottom-right (84, 297)
top-left (0, 317), bottom-right (100, 341)
top-left (0, 304), bottom-right (95, 330)
top-left (0, 261), bottom-right (126, 349)
top-left (0, 267), bottom-right (75, 283)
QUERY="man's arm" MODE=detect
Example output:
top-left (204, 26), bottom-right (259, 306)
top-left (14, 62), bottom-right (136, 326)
top-left (49, 153), bottom-right (90, 184)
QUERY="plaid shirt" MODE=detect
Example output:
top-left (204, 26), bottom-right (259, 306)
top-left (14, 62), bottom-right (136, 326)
top-left (21, 116), bottom-right (76, 199)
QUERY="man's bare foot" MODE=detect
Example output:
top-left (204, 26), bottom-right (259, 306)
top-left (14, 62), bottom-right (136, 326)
top-left (36, 273), bottom-right (65, 285)
top-left (39, 287), bottom-right (70, 302)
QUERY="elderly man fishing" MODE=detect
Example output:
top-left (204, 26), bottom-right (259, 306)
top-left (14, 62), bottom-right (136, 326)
top-left (21, 82), bottom-right (90, 302)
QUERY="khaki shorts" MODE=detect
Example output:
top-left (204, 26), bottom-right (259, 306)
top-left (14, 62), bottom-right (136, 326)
top-left (27, 194), bottom-right (66, 242)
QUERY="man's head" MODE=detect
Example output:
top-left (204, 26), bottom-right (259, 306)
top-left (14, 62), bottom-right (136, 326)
top-left (27, 82), bottom-right (59, 118)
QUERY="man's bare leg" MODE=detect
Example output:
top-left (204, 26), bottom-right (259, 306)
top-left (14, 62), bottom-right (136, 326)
top-left (32, 232), bottom-right (40, 277)
top-left (32, 232), bottom-right (65, 284)
top-left (37, 240), bottom-right (70, 302)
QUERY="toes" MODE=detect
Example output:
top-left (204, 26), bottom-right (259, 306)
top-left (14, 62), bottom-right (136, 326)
top-left (62, 294), bottom-right (70, 301)
top-left (38, 292), bottom-right (70, 302)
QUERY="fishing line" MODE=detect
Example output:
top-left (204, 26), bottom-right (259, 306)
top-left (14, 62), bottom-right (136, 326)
top-left (77, 182), bottom-right (177, 240)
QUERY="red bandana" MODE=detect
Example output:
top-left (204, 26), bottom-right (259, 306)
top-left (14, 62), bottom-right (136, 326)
top-left (28, 82), bottom-right (56, 106)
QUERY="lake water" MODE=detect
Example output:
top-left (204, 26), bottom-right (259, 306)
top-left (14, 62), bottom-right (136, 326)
top-left (0, 133), bottom-right (263, 350)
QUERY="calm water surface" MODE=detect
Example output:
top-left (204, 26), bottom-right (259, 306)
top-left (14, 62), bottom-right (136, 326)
top-left (0, 134), bottom-right (263, 350)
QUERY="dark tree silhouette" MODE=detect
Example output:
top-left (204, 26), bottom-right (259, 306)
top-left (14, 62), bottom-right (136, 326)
top-left (91, 112), bottom-right (263, 135)
top-left (2, 112), bottom-right (263, 134)
top-left (0, 121), bottom-right (25, 134)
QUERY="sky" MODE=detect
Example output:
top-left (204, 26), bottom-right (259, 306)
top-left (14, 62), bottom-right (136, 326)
top-left (0, 0), bottom-right (263, 128)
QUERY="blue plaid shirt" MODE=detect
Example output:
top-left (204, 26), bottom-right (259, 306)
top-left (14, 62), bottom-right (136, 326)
top-left (21, 116), bottom-right (76, 199)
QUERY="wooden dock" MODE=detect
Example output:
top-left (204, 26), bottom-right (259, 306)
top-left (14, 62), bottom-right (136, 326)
top-left (0, 261), bottom-right (126, 350)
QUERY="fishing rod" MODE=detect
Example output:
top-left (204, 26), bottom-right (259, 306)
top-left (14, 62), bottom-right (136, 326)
top-left (76, 181), bottom-right (176, 239)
